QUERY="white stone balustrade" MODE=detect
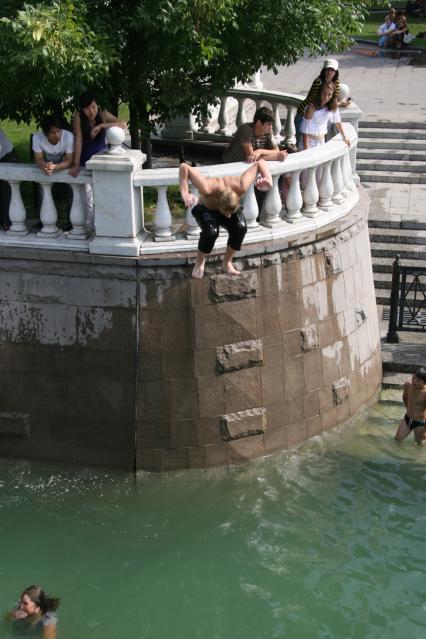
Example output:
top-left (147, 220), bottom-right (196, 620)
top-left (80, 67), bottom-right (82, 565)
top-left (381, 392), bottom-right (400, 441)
top-left (0, 124), bottom-right (358, 257)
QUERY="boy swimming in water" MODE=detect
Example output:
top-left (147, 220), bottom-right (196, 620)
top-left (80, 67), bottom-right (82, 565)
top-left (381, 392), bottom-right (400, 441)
top-left (394, 367), bottom-right (426, 445)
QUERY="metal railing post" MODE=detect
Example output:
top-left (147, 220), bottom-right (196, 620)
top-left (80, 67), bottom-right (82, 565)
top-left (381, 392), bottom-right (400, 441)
top-left (386, 254), bottom-right (401, 343)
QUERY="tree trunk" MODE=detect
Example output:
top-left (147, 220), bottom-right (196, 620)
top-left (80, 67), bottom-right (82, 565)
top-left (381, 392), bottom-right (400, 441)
top-left (129, 98), bottom-right (141, 150)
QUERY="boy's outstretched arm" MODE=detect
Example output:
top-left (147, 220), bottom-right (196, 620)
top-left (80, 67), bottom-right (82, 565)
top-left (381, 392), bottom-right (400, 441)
top-left (179, 164), bottom-right (212, 206)
top-left (238, 159), bottom-right (272, 195)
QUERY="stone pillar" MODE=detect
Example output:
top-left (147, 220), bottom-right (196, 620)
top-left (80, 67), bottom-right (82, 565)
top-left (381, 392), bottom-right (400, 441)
top-left (87, 150), bottom-right (145, 257)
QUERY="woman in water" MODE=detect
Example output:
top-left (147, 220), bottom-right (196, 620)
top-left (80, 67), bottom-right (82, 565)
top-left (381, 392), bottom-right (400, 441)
top-left (7, 585), bottom-right (60, 638)
top-left (69, 91), bottom-right (127, 229)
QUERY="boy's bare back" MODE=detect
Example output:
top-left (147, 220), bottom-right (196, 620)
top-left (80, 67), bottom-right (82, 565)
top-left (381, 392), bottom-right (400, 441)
top-left (403, 378), bottom-right (426, 421)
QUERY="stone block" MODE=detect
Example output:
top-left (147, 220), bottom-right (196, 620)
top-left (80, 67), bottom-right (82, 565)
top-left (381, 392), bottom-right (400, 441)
top-left (166, 305), bottom-right (195, 350)
top-left (0, 412), bottom-right (30, 438)
top-left (266, 401), bottom-right (289, 431)
top-left (138, 380), bottom-right (171, 421)
top-left (0, 301), bottom-right (78, 347)
top-left (261, 363), bottom-right (285, 406)
top-left (209, 271), bottom-right (258, 303)
top-left (197, 417), bottom-right (223, 445)
top-left (218, 300), bottom-right (258, 343)
top-left (139, 308), bottom-right (168, 352)
top-left (138, 420), bottom-right (171, 449)
top-left (259, 264), bottom-right (281, 297)
top-left (321, 342), bottom-right (343, 384)
top-left (319, 385), bottom-right (334, 412)
top-left (331, 274), bottom-right (347, 315)
top-left (307, 415), bottom-right (323, 436)
top-left (198, 376), bottom-right (225, 418)
top-left (284, 357), bottom-right (304, 399)
top-left (226, 433), bottom-right (265, 463)
top-left (195, 348), bottom-right (217, 377)
top-left (171, 378), bottom-right (199, 420)
top-left (224, 367), bottom-right (262, 413)
top-left (189, 276), bottom-right (213, 307)
top-left (279, 289), bottom-right (301, 332)
top-left (301, 325), bottom-right (319, 352)
top-left (303, 350), bottom-right (323, 391)
top-left (303, 391), bottom-right (320, 419)
top-left (325, 250), bottom-right (343, 276)
top-left (287, 420), bottom-right (308, 447)
top-left (332, 377), bottom-right (351, 405)
top-left (264, 427), bottom-right (288, 453)
top-left (336, 401), bottom-right (351, 424)
top-left (300, 283), bottom-right (319, 327)
top-left (220, 407), bottom-right (267, 441)
top-left (136, 448), bottom-right (163, 472)
top-left (261, 334), bottom-right (284, 367)
top-left (262, 253), bottom-right (281, 267)
top-left (216, 339), bottom-right (263, 374)
top-left (194, 305), bottom-right (220, 348)
top-left (287, 394), bottom-right (304, 425)
top-left (283, 329), bottom-right (303, 358)
top-left (313, 252), bottom-right (327, 281)
top-left (162, 448), bottom-right (190, 471)
top-left (187, 446), bottom-right (207, 468)
top-left (162, 350), bottom-right (195, 379)
top-left (77, 307), bottom-right (136, 352)
top-left (321, 407), bottom-right (338, 432)
top-left (317, 315), bottom-right (345, 349)
top-left (139, 351), bottom-right (163, 380)
top-left (205, 443), bottom-right (228, 467)
top-left (256, 296), bottom-right (281, 336)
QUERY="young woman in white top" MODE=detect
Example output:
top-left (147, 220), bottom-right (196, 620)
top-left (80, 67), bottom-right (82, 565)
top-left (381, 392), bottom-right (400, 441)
top-left (300, 82), bottom-right (350, 151)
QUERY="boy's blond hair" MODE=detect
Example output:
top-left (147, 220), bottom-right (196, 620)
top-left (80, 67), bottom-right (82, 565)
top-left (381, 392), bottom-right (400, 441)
top-left (218, 189), bottom-right (239, 214)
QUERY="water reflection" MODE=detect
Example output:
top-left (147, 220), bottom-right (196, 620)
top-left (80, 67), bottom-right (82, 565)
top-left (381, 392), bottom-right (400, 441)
top-left (0, 402), bottom-right (425, 639)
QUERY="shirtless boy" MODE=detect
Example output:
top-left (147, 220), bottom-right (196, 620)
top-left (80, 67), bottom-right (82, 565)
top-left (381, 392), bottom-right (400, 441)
top-left (394, 368), bottom-right (426, 444)
top-left (179, 160), bottom-right (272, 278)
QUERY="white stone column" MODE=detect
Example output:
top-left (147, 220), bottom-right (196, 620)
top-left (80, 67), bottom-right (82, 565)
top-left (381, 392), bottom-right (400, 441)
top-left (284, 105), bottom-right (296, 145)
top-left (242, 183), bottom-right (259, 230)
top-left (236, 98), bottom-right (247, 128)
top-left (261, 176), bottom-right (283, 227)
top-left (331, 156), bottom-right (345, 204)
top-left (154, 187), bottom-right (175, 241)
top-left (302, 168), bottom-right (320, 217)
top-left (318, 161), bottom-right (334, 210)
top-left (341, 150), bottom-right (353, 197)
top-left (67, 183), bottom-right (89, 239)
top-left (87, 149), bottom-right (145, 256)
top-left (6, 181), bottom-right (29, 236)
top-left (273, 104), bottom-right (283, 143)
top-left (284, 171), bottom-right (303, 222)
top-left (185, 187), bottom-right (200, 239)
top-left (37, 182), bottom-right (60, 237)
top-left (218, 97), bottom-right (232, 135)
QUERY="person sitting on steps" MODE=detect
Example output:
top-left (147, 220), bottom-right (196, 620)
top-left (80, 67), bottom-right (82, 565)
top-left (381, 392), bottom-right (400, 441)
top-left (179, 160), bottom-right (272, 279)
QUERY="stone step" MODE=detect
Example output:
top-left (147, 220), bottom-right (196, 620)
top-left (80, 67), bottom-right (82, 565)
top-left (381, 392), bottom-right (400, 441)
top-left (370, 242), bottom-right (426, 260)
top-left (359, 121), bottom-right (426, 130)
top-left (357, 127), bottom-right (426, 140)
top-left (368, 219), bottom-right (426, 232)
top-left (358, 170), bottom-right (426, 184)
top-left (358, 149), bottom-right (426, 162)
top-left (358, 138), bottom-right (426, 151)
top-left (372, 257), bottom-right (423, 273)
top-left (378, 387), bottom-right (405, 402)
top-left (357, 159), bottom-right (426, 174)
top-left (369, 227), bottom-right (426, 245)
top-left (382, 342), bottom-right (426, 373)
top-left (381, 372), bottom-right (409, 390)
top-left (374, 288), bottom-right (424, 305)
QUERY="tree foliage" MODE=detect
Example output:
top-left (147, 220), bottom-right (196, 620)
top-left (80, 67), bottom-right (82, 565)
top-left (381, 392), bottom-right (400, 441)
top-left (0, 0), bottom-right (369, 143)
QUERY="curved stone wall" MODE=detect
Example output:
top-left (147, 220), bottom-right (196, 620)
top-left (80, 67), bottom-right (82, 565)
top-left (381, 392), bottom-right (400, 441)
top-left (0, 188), bottom-right (381, 471)
top-left (137, 187), bottom-right (382, 471)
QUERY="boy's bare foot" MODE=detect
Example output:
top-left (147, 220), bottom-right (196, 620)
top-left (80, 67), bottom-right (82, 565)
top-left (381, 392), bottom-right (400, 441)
top-left (192, 252), bottom-right (206, 278)
top-left (222, 262), bottom-right (241, 276)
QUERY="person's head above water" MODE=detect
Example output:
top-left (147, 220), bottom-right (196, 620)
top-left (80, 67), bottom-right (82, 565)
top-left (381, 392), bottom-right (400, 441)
top-left (217, 189), bottom-right (240, 216)
top-left (413, 367), bottom-right (426, 387)
top-left (19, 585), bottom-right (60, 616)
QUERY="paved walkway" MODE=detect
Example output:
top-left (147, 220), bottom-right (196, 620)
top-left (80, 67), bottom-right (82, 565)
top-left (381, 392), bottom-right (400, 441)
top-left (260, 44), bottom-right (426, 225)
top-left (259, 44), bottom-right (426, 123)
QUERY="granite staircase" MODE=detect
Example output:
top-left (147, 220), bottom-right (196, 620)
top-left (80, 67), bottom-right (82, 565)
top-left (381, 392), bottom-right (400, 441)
top-left (358, 122), bottom-right (426, 389)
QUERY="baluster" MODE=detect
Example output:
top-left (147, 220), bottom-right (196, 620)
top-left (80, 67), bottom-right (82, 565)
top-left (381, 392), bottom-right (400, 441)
top-left (318, 161), bottom-right (334, 210)
top-left (6, 180), bottom-right (29, 236)
top-left (331, 156), bottom-right (345, 204)
top-left (201, 112), bottom-right (212, 134)
top-left (255, 100), bottom-right (263, 110)
top-left (273, 104), bottom-right (283, 143)
top-left (218, 97), bottom-right (231, 135)
top-left (236, 98), bottom-right (247, 128)
top-left (189, 114), bottom-right (198, 134)
top-left (284, 105), bottom-right (296, 145)
top-left (261, 175), bottom-right (283, 227)
top-left (154, 186), bottom-right (175, 241)
top-left (37, 182), bottom-right (60, 237)
top-left (349, 143), bottom-right (360, 184)
top-left (301, 168), bottom-right (320, 217)
top-left (284, 171), bottom-right (303, 223)
top-left (242, 183), bottom-right (259, 229)
top-left (67, 183), bottom-right (89, 238)
top-left (342, 150), bottom-right (353, 196)
top-left (185, 186), bottom-right (200, 239)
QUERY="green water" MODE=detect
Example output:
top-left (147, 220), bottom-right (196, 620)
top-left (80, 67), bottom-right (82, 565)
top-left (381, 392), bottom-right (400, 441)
top-left (1, 403), bottom-right (425, 639)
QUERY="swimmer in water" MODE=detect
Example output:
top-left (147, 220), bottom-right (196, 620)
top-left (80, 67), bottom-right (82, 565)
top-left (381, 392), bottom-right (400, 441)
top-left (394, 367), bottom-right (426, 445)
top-left (7, 585), bottom-right (60, 639)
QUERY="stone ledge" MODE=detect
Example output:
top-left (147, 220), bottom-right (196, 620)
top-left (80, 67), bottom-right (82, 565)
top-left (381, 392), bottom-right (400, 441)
top-left (220, 407), bottom-right (267, 441)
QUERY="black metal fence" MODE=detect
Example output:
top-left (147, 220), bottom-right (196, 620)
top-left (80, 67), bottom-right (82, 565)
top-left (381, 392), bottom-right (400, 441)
top-left (386, 255), bottom-right (426, 343)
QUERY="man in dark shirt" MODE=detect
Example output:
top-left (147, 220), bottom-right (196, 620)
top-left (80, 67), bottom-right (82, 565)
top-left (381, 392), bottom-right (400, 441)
top-left (222, 107), bottom-right (287, 218)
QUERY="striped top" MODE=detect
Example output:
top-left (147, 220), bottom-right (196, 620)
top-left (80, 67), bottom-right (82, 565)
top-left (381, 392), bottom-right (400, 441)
top-left (296, 77), bottom-right (340, 117)
top-left (222, 123), bottom-right (276, 163)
